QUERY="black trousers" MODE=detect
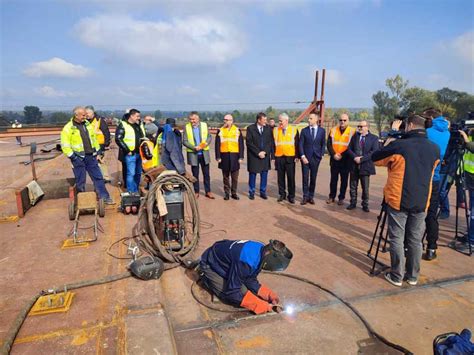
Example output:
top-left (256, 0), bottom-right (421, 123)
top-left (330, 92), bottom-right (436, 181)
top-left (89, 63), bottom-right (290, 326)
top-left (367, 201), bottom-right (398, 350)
top-left (301, 156), bottom-right (321, 199)
top-left (191, 155), bottom-right (211, 193)
top-left (349, 169), bottom-right (370, 207)
top-left (329, 164), bottom-right (349, 201)
top-left (222, 170), bottom-right (239, 195)
top-left (199, 263), bottom-right (247, 305)
top-left (425, 181), bottom-right (440, 249)
top-left (276, 156), bottom-right (296, 199)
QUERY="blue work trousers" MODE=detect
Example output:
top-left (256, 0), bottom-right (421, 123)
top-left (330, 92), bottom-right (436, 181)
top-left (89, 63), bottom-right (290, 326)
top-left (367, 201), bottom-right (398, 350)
top-left (72, 154), bottom-right (109, 199)
top-left (248, 171), bottom-right (268, 196)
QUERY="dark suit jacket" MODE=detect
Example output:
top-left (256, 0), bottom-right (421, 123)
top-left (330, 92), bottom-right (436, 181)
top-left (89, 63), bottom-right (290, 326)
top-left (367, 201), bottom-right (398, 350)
top-left (299, 125), bottom-right (326, 161)
top-left (347, 132), bottom-right (379, 175)
top-left (246, 123), bottom-right (274, 173)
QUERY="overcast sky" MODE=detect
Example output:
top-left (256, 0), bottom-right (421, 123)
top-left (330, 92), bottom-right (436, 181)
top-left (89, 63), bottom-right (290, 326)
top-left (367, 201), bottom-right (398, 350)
top-left (0, 0), bottom-right (473, 112)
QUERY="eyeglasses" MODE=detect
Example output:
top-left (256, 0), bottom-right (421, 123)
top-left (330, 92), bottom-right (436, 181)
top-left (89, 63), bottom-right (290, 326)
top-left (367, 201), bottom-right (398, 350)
top-left (223, 119), bottom-right (231, 121)
top-left (357, 125), bottom-right (367, 128)
top-left (339, 119), bottom-right (347, 122)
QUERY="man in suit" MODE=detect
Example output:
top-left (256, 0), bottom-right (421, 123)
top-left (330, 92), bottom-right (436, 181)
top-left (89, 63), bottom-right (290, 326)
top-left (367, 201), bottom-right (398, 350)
top-left (246, 112), bottom-right (274, 200)
top-left (183, 111), bottom-right (214, 199)
top-left (299, 112), bottom-right (326, 205)
top-left (215, 114), bottom-right (245, 200)
top-left (346, 120), bottom-right (379, 212)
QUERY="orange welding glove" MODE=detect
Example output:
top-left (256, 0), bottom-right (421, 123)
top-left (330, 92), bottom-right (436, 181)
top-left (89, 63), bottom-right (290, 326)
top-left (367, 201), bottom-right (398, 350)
top-left (240, 291), bottom-right (273, 314)
top-left (258, 285), bottom-right (280, 305)
top-left (198, 142), bottom-right (207, 149)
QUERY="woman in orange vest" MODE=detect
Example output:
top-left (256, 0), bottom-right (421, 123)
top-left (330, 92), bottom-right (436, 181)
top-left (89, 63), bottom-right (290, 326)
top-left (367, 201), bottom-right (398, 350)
top-left (274, 113), bottom-right (300, 204)
top-left (326, 113), bottom-right (355, 205)
top-left (215, 114), bottom-right (244, 200)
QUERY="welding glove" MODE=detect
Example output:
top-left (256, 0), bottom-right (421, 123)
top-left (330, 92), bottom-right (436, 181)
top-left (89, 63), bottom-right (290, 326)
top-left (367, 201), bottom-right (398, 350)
top-left (240, 291), bottom-right (272, 314)
top-left (258, 285), bottom-right (280, 305)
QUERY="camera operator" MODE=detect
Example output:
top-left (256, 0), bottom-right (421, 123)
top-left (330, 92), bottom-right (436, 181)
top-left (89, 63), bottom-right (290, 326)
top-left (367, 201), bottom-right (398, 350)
top-left (372, 114), bottom-right (440, 287)
top-left (423, 108), bottom-right (450, 261)
top-left (458, 129), bottom-right (474, 251)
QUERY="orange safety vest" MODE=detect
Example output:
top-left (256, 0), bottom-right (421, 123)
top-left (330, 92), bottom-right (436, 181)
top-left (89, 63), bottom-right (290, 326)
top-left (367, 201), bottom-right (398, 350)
top-left (273, 125), bottom-right (296, 157)
top-left (90, 117), bottom-right (105, 145)
top-left (330, 126), bottom-right (355, 154)
top-left (219, 125), bottom-right (240, 153)
top-left (139, 140), bottom-right (155, 171)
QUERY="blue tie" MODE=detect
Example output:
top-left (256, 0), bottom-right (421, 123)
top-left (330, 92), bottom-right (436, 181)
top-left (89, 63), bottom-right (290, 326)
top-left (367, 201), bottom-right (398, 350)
top-left (311, 127), bottom-right (315, 140)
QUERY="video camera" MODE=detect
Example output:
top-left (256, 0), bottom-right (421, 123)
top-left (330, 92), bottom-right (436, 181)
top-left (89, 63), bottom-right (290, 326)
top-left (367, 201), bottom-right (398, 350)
top-left (448, 113), bottom-right (474, 147)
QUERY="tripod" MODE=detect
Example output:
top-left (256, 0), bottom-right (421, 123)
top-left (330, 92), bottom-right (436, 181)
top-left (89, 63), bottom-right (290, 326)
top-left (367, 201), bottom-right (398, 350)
top-left (367, 201), bottom-right (391, 275)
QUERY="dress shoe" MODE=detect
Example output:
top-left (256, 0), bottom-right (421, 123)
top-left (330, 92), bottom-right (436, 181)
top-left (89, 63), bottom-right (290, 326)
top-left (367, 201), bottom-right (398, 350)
top-left (277, 195), bottom-right (285, 202)
top-left (195, 192), bottom-right (200, 199)
top-left (301, 199), bottom-right (307, 205)
top-left (288, 197), bottom-right (295, 204)
top-left (260, 194), bottom-right (268, 200)
top-left (337, 199), bottom-right (344, 206)
top-left (205, 192), bottom-right (215, 199)
top-left (362, 206), bottom-right (370, 212)
top-left (346, 204), bottom-right (356, 210)
top-left (308, 198), bottom-right (315, 205)
top-left (423, 249), bottom-right (437, 261)
top-left (326, 198), bottom-right (335, 204)
top-left (248, 194), bottom-right (255, 200)
top-left (231, 194), bottom-right (240, 200)
top-left (224, 193), bottom-right (230, 200)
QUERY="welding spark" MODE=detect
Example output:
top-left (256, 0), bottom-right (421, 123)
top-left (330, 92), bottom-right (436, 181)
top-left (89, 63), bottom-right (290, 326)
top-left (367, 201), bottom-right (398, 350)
top-left (284, 304), bottom-right (295, 315)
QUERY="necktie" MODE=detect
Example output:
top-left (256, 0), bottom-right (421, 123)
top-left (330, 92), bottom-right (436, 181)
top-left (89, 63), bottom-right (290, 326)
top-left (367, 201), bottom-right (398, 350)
top-left (311, 127), bottom-right (315, 140)
top-left (259, 127), bottom-right (263, 135)
top-left (360, 136), bottom-right (365, 151)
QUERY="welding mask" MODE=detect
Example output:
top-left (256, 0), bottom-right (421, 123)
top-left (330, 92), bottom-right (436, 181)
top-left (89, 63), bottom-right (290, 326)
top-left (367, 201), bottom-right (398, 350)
top-left (261, 240), bottom-right (293, 272)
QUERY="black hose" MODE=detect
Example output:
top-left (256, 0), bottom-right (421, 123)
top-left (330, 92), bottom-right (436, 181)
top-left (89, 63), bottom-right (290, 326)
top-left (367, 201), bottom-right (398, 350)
top-left (1, 272), bottom-right (131, 355)
top-left (261, 271), bottom-right (413, 355)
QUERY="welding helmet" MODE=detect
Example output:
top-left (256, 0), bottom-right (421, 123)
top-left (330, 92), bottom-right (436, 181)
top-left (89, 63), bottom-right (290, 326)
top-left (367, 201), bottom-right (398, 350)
top-left (261, 240), bottom-right (293, 272)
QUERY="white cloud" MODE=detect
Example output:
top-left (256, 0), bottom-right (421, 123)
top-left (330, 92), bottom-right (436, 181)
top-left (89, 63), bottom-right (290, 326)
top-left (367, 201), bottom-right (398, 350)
top-left (452, 30), bottom-right (474, 64)
top-left (309, 68), bottom-right (343, 86)
top-left (35, 86), bottom-right (76, 98)
top-left (74, 14), bottom-right (246, 68)
top-left (24, 57), bottom-right (92, 78)
top-left (176, 85), bottom-right (199, 96)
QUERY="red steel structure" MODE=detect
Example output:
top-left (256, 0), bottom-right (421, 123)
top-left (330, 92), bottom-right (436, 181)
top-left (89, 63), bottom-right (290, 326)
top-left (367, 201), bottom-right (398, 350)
top-left (294, 69), bottom-right (326, 124)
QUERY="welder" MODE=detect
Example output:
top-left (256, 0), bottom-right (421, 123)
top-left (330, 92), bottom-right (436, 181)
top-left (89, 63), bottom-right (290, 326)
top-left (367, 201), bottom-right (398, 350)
top-left (198, 239), bottom-right (293, 314)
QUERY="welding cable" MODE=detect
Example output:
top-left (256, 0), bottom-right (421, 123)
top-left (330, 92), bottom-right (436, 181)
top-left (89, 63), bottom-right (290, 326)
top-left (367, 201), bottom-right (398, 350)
top-left (133, 171), bottom-right (200, 265)
top-left (261, 271), bottom-right (414, 355)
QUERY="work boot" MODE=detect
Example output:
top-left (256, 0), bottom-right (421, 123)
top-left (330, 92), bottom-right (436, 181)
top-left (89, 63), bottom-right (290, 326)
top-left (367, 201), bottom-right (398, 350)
top-left (423, 249), bottom-right (437, 261)
top-left (346, 204), bottom-right (356, 210)
top-left (224, 193), bottom-right (230, 200)
top-left (260, 193), bottom-right (268, 200)
top-left (248, 193), bottom-right (255, 200)
top-left (231, 194), bottom-right (240, 200)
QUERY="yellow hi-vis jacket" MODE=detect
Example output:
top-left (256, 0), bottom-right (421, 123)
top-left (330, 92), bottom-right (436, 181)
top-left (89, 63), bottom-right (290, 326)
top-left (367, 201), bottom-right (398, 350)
top-left (464, 136), bottom-right (474, 174)
top-left (152, 133), bottom-right (163, 168)
top-left (122, 121), bottom-right (146, 152)
top-left (90, 117), bottom-right (105, 145)
top-left (274, 125), bottom-right (297, 157)
top-left (185, 122), bottom-right (209, 152)
top-left (219, 125), bottom-right (240, 153)
top-left (330, 126), bottom-right (355, 154)
top-left (61, 118), bottom-right (99, 158)
top-left (139, 140), bottom-right (155, 171)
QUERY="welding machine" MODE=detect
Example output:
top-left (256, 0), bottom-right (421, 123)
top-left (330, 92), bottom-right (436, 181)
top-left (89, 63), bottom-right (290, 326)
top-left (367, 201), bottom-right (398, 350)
top-left (159, 184), bottom-right (186, 250)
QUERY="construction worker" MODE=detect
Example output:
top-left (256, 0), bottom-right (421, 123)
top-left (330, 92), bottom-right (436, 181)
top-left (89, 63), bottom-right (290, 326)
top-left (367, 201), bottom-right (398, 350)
top-left (199, 239), bottom-right (293, 314)
top-left (183, 111), bottom-right (214, 199)
top-left (159, 118), bottom-right (186, 174)
top-left (215, 114), bottom-right (244, 200)
top-left (11, 120), bottom-right (22, 145)
top-left (274, 113), bottom-right (299, 204)
top-left (60, 106), bottom-right (113, 204)
top-left (115, 108), bottom-right (146, 196)
top-left (139, 138), bottom-right (155, 171)
top-left (85, 105), bottom-right (111, 182)
top-left (326, 113), bottom-right (355, 205)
